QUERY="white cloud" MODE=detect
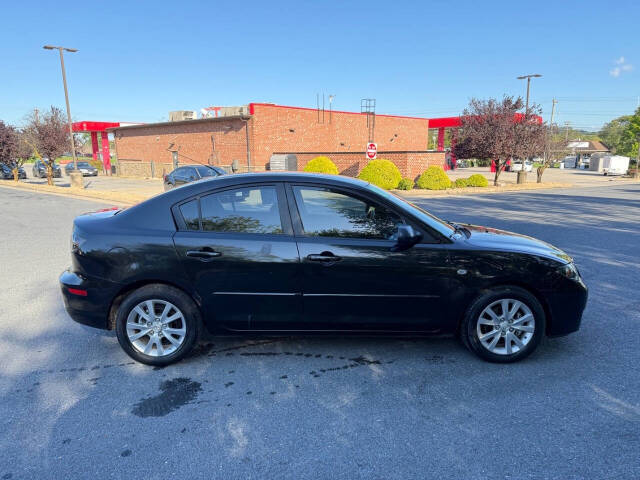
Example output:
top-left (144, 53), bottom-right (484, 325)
top-left (610, 57), bottom-right (633, 77)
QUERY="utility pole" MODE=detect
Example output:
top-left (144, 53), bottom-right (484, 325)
top-left (545, 98), bottom-right (557, 171)
top-left (549, 98), bottom-right (557, 126)
top-left (34, 108), bottom-right (39, 124)
top-left (43, 45), bottom-right (79, 171)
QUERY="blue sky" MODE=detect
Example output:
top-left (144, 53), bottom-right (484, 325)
top-left (1, 0), bottom-right (638, 130)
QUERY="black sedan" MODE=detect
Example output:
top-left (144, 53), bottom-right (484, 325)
top-left (164, 164), bottom-right (226, 191)
top-left (0, 163), bottom-right (26, 179)
top-left (60, 173), bottom-right (587, 366)
top-left (32, 159), bottom-right (62, 178)
top-left (65, 161), bottom-right (99, 176)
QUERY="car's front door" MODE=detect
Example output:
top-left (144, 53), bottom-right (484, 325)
top-left (172, 183), bottom-right (301, 331)
top-left (288, 184), bottom-right (453, 332)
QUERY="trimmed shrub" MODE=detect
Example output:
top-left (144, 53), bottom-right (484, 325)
top-left (454, 178), bottom-right (469, 188)
top-left (303, 156), bottom-right (339, 175)
top-left (396, 177), bottom-right (414, 190)
top-left (416, 166), bottom-right (452, 190)
top-left (357, 159), bottom-right (402, 190)
top-left (466, 173), bottom-right (489, 187)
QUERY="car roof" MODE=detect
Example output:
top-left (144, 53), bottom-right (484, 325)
top-left (116, 172), bottom-right (375, 231)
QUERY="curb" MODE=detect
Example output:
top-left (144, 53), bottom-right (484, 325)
top-left (394, 182), bottom-right (574, 198)
top-left (0, 181), bottom-right (143, 206)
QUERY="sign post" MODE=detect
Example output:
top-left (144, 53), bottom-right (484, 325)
top-left (366, 142), bottom-right (377, 160)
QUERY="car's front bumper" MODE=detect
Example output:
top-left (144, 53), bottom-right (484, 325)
top-left (545, 279), bottom-right (588, 337)
top-left (59, 269), bottom-right (121, 330)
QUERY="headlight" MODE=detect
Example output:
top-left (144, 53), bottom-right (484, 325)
top-left (558, 262), bottom-right (581, 281)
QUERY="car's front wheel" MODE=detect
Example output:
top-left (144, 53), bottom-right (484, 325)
top-left (461, 286), bottom-right (545, 363)
top-left (115, 284), bottom-right (201, 366)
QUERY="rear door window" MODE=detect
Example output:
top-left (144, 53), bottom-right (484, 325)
top-left (200, 186), bottom-right (282, 234)
top-left (177, 186), bottom-right (284, 234)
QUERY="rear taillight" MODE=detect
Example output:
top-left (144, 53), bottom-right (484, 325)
top-left (68, 288), bottom-right (87, 296)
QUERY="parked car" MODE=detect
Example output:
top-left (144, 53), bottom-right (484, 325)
top-left (60, 173), bottom-right (588, 366)
top-left (0, 163), bottom-right (26, 179)
top-left (66, 161), bottom-right (99, 176)
top-left (509, 160), bottom-right (533, 172)
top-left (164, 164), bottom-right (227, 191)
top-left (32, 159), bottom-right (62, 178)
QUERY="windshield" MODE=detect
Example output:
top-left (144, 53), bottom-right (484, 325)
top-left (77, 162), bottom-right (91, 167)
top-left (364, 183), bottom-right (455, 237)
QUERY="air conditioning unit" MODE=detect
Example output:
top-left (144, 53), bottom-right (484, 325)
top-left (219, 106), bottom-right (250, 117)
top-left (169, 110), bottom-right (198, 122)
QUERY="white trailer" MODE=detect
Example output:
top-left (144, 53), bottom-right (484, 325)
top-left (601, 155), bottom-right (630, 176)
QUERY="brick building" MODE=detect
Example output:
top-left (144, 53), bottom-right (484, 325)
top-left (111, 103), bottom-right (445, 179)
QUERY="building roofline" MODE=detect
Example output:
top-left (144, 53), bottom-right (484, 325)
top-left (248, 103), bottom-right (429, 121)
top-left (108, 115), bottom-right (249, 132)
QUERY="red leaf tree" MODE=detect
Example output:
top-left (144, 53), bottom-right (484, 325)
top-left (24, 106), bottom-right (69, 185)
top-left (453, 96), bottom-right (546, 186)
top-left (0, 121), bottom-right (19, 170)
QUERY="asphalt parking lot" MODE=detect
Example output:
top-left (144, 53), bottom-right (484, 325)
top-left (0, 183), bottom-right (639, 479)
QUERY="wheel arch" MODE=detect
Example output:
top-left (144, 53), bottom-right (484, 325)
top-left (107, 279), bottom-right (202, 330)
top-left (457, 281), bottom-right (553, 336)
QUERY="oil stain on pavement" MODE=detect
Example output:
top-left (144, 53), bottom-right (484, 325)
top-left (132, 377), bottom-right (202, 418)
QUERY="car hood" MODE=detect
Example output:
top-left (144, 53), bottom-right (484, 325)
top-left (459, 223), bottom-right (572, 264)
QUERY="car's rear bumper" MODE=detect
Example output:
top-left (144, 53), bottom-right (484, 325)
top-left (59, 269), bottom-right (121, 330)
top-left (545, 281), bottom-right (588, 337)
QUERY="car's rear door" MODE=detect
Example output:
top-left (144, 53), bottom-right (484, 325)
top-left (172, 182), bottom-right (302, 330)
top-left (287, 183), bottom-right (453, 332)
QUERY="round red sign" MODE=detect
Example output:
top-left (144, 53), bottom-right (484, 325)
top-left (366, 142), bottom-right (377, 160)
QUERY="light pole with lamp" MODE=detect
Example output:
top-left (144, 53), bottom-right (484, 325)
top-left (43, 45), bottom-right (83, 188)
top-left (516, 74), bottom-right (542, 183)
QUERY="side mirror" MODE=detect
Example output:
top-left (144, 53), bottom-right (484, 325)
top-left (392, 224), bottom-right (423, 252)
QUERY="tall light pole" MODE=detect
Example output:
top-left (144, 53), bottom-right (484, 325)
top-left (516, 74), bottom-right (542, 183)
top-left (43, 45), bottom-right (79, 171)
top-left (517, 74), bottom-right (542, 115)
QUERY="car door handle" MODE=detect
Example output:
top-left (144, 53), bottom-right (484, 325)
top-left (186, 250), bottom-right (222, 259)
top-left (307, 253), bottom-right (342, 263)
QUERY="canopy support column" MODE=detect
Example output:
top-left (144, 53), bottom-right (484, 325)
top-left (101, 131), bottom-right (111, 175)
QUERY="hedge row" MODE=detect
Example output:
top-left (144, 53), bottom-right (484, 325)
top-left (301, 156), bottom-right (489, 191)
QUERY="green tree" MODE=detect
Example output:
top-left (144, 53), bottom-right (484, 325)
top-left (619, 107), bottom-right (640, 162)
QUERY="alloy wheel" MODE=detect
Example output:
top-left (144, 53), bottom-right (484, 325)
top-left (476, 298), bottom-right (535, 355)
top-left (126, 299), bottom-right (186, 357)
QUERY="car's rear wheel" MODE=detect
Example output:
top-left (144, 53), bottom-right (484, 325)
top-left (461, 286), bottom-right (545, 363)
top-left (115, 284), bottom-right (201, 366)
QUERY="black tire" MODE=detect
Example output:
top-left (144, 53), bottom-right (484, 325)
top-left (461, 286), bottom-right (545, 363)
top-left (115, 284), bottom-right (201, 366)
